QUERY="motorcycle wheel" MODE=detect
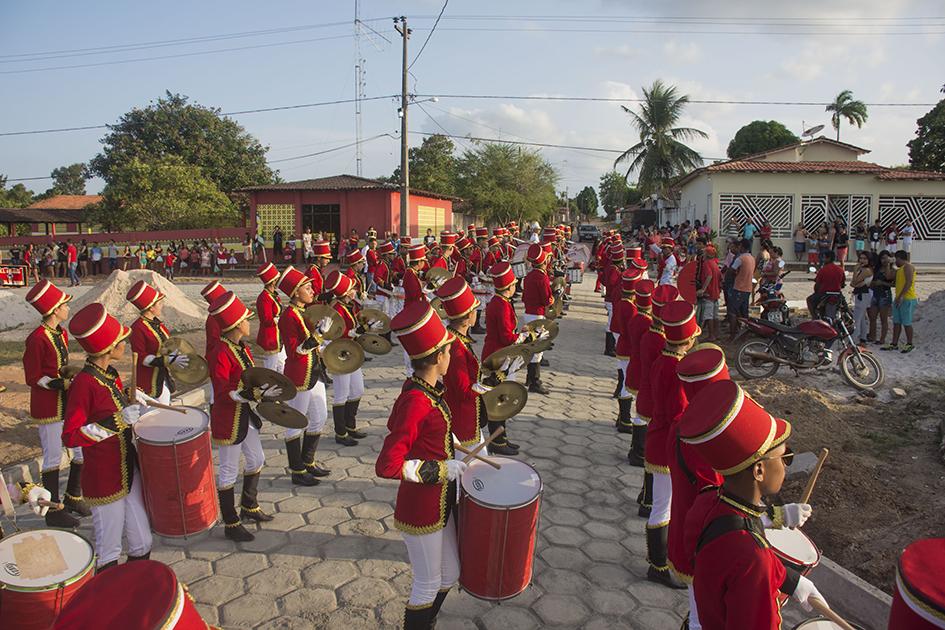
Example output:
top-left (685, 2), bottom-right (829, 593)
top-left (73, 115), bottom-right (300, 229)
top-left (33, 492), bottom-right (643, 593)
top-left (735, 340), bottom-right (781, 380)
top-left (840, 351), bottom-right (884, 390)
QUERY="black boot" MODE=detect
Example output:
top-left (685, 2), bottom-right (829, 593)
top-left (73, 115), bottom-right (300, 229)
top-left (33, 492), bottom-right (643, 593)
top-left (286, 436), bottom-right (319, 486)
top-left (345, 400), bottom-right (367, 439)
top-left (539, 356), bottom-right (550, 367)
top-left (487, 421), bottom-right (518, 456)
top-left (239, 471), bottom-right (274, 522)
top-left (612, 369), bottom-right (624, 399)
top-left (604, 332), bottom-right (617, 357)
top-left (126, 551), bottom-right (151, 561)
top-left (617, 398), bottom-right (634, 434)
top-left (63, 461), bottom-right (91, 517)
top-left (302, 433), bottom-right (331, 477)
top-left (646, 525), bottom-right (686, 589)
top-left (403, 606), bottom-right (435, 630)
top-left (638, 472), bottom-right (653, 518)
top-left (627, 424), bottom-right (646, 467)
top-left (218, 487), bottom-right (255, 542)
top-left (41, 469), bottom-right (79, 528)
top-left (430, 588), bottom-right (450, 626)
top-left (526, 363), bottom-right (549, 395)
top-left (97, 560), bottom-right (118, 573)
top-left (333, 404), bottom-right (358, 446)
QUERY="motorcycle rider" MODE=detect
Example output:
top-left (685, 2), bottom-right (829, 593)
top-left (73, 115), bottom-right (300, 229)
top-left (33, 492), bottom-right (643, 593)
top-left (805, 250), bottom-right (845, 319)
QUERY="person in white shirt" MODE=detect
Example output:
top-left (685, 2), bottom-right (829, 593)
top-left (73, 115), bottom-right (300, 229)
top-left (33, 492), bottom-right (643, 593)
top-left (659, 247), bottom-right (678, 285)
top-left (900, 220), bottom-right (914, 253)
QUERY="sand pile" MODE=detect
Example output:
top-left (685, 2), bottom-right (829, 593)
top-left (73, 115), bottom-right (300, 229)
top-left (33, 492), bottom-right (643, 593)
top-left (70, 269), bottom-right (206, 330)
top-left (0, 289), bottom-right (45, 331)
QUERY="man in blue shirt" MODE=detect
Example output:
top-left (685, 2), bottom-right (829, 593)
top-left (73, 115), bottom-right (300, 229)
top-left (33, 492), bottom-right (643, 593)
top-left (742, 220), bottom-right (758, 253)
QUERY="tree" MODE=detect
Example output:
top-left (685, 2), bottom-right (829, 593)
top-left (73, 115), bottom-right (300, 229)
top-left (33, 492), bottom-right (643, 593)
top-left (88, 156), bottom-right (238, 231)
top-left (615, 80), bottom-right (707, 196)
top-left (825, 90), bottom-right (868, 141)
top-left (90, 92), bottom-right (276, 193)
top-left (0, 175), bottom-right (35, 207)
top-left (392, 134), bottom-right (457, 195)
top-left (908, 98), bottom-right (945, 172)
top-left (726, 120), bottom-right (800, 159)
top-left (33, 163), bottom-right (92, 200)
top-left (574, 186), bottom-right (599, 220)
top-left (598, 170), bottom-right (641, 220)
top-left (455, 143), bottom-right (558, 225)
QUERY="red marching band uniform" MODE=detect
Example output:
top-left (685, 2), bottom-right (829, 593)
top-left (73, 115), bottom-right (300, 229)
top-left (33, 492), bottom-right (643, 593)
top-left (403, 245), bottom-right (429, 306)
top-left (254, 262), bottom-right (285, 373)
top-left (436, 276), bottom-right (483, 448)
top-left (325, 270), bottom-right (367, 445)
top-left (127, 280), bottom-right (174, 403)
top-left (521, 243), bottom-right (552, 395)
top-left (479, 262), bottom-right (521, 453)
top-left (612, 267), bottom-right (642, 435)
top-left (625, 279), bottom-right (655, 471)
top-left (200, 280), bottom-right (227, 358)
top-left (889, 538), bottom-right (945, 629)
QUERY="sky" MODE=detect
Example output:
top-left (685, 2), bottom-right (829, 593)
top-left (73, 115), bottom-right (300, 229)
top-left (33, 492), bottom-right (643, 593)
top-left (1, 0), bottom-right (943, 198)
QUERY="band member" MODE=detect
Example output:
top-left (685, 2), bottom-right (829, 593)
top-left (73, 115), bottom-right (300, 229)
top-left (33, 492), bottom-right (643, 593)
top-left (373, 240), bottom-right (396, 315)
top-left (62, 303), bottom-right (152, 571)
top-left (602, 243), bottom-right (625, 356)
top-left (127, 280), bottom-right (188, 406)
top-left (376, 302), bottom-right (465, 630)
top-left (305, 240), bottom-right (332, 302)
top-left (483, 236), bottom-right (503, 269)
top-left (325, 270), bottom-right (367, 446)
top-left (255, 262), bottom-right (285, 373)
top-left (625, 279), bottom-right (656, 470)
top-left (453, 237), bottom-right (471, 279)
top-left (208, 291), bottom-right (276, 542)
top-left (658, 237), bottom-right (679, 286)
top-left (23, 280), bottom-right (89, 528)
top-left (1, 474), bottom-right (52, 539)
top-left (403, 244), bottom-right (430, 306)
top-left (522, 243), bottom-right (553, 395)
top-left (344, 248), bottom-right (367, 301)
top-left (277, 266), bottom-right (330, 487)
top-left (392, 238), bottom-right (408, 286)
top-left (613, 267), bottom-right (643, 433)
top-left (201, 280), bottom-right (227, 357)
top-left (680, 380), bottom-right (824, 629)
top-left (429, 232), bottom-right (456, 270)
top-left (889, 538), bottom-right (945, 629)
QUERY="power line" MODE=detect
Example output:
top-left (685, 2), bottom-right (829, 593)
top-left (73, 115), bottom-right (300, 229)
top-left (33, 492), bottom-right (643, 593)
top-left (267, 134), bottom-right (394, 164)
top-left (408, 0), bottom-right (449, 70)
top-left (415, 25), bottom-right (945, 36)
top-left (415, 14), bottom-right (945, 23)
top-left (416, 93), bottom-right (938, 107)
top-left (415, 102), bottom-right (473, 153)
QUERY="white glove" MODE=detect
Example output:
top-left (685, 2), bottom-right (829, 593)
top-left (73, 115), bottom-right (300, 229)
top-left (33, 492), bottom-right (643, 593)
top-left (506, 356), bottom-right (526, 378)
top-left (537, 329), bottom-right (551, 340)
top-left (471, 382), bottom-right (493, 395)
top-left (122, 405), bottom-right (141, 426)
top-left (27, 485), bottom-right (52, 517)
top-left (168, 352), bottom-right (190, 368)
top-left (135, 389), bottom-right (158, 406)
top-left (368, 319), bottom-right (385, 331)
top-left (229, 390), bottom-right (253, 404)
top-left (316, 316), bottom-right (333, 335)
top-left (499, 357), bottom-right (512, 372)
top-left (260, 384), bottom-right (283, 399)
top-left (446, 459), bottom-right (467, 482)
top-left (792, 575), bottom-right (827, 612)
top-left (515, 332), bottom-right (530, 344)
top-left (782, 503), bottom-right (813, 529)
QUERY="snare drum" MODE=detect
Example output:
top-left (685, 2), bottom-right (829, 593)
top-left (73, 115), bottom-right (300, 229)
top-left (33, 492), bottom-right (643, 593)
top-left (0, 529), bottom-right (95, 630)
top-left (791, 618), bottom-right (866, 630)
top-left (134, 406), bottom-right (218, 537)
top-left (765, 527), bottom-right (821, 575)
top-left (458, 458), bottom-right (542, 600)
top-left (511, 261), bottom-right (527, 279)
top-left (566, 267), bottom-right (583, 284)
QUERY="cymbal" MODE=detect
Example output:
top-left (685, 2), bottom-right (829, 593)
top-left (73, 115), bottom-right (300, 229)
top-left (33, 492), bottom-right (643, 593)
top-left (523, 338), bottom-right (553, 354)
top-left (429, 297), bottom-right (449, 320)
top-left (546, 297), bottom-right (563, 320)
top-left (552, 276), bottom-right (567, 291)
top-left (357, 308), bottom-right (391, 335)
top-left (322, 338), bottom-right (365, 374)
top-left (240, 367), bottom-right (297, 402)
top-left (169, 354), bottom-right (210, 386)
top-left (425, 267), bottom-right (451, 288)
top-left (254, 401), bottom-right (307, 430)
top-left (60, 364), bottom-right (82, 380)
top-left (162, 337), bottom-right (196, 357)
top-left (302, 305), bottom-right (344, 341)
top-left (522, 318), bottom-right (559, 341)
top-left (482, 381), bottom-right (529, 421)
top-left (357, 333), bottom-right (392, 355)
top-left (482, 344), bottom-right (534, 373)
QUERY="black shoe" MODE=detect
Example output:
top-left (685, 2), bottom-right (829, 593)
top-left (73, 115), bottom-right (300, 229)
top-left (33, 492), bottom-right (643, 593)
top-left (291, 471), bottom-right (320, 486)
top-left (528, 380), bottom-right (550, 395)
top-left (240, 507), bottom-right (275, 522)
top-left (62, 494), bottom-right (91, 517)
top-left (300, 434), bottom-right (331, 477)
top-left (64, 462), bottom-right (91, 517)
top-left (335, 433), bottom-right (359, 446)
top-left (489, 444), bottom-right (519, 456)
top-left (627, 449), bottom-right (645, 467)
top-left (471, 325), bottom-right (486, 335)
top-left (225, 523), bottom-right (256, 542)
top-left (539, 357), bottom-right (550, 367)
top-left (647, 565), bottom-right (688, 589)
top-left (638, 504), bottom-right (651, 518)
top-left (97, 560), bottom-right (118, 573)
top-left (126, 551), bottom-right (151, 562)
top-left (346, 428), bottom-right (367, 439)
top-left (504, 440), bottom-right (520, 451)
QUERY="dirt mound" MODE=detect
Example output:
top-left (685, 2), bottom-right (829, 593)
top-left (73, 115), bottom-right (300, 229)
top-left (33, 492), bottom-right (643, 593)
top-left (70, 269), bottom-right (206, 331)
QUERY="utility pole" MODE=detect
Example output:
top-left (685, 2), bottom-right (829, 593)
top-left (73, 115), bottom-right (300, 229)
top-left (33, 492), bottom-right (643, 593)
top-left (394, 16), bottom-right (410, 238)
top-left (354, 0), bottom-right (364, 176)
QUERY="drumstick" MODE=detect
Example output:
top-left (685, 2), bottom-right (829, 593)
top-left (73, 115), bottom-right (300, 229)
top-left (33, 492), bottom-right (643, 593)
top-left (462, 427), bottom-right (505, 464)
top-left (454, 443), bottom-right (502, 469)
top-left (809, 597), bottom-right (857, 630)
top-left (37, 499), bottom-right (65, 511)
top-left (800, 448), bottom-right (829, 504)
top-left (129, 351), bottom-right (186, 414)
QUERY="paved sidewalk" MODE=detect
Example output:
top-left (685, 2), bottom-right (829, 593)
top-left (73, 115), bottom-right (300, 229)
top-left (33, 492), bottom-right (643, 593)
top-left (11, 278), bottom-right (810, 628)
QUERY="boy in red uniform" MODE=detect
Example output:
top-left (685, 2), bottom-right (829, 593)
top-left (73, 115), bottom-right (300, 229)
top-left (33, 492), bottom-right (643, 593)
top-left (602, 244), bottom-right (626, 356)
top-left (344, 248), bottom-right (367, 301)
top-left (325, 270), bottom-right (368, 445)
top-left (305, 240), bottom-right (332, 301)
top-left (201, 280), bottom-right (227, 358)
top-left (373, 240), bottom-right (396, 315)
top-left (255, 262), bottom-right (285, 373)
top-left (23, 280), bottom-right (89, 527)
top-left (208, 291), bottom-right (278, 542)
top-left (376, 302), bottom-right (465, 630)
top-left (521, 243), bottom-right (553, 395)
top-left (625, 279), bottom-right (655, 471)
top-left (613, 267), bottom-right (643, 433)
top-left (680, 381), bottom-right (825, 630)
top-left (402, 244), bottom-right (430, 306)
top-left (127, 280), bottom-right (189, 406)
top-left (63, 304), bottom-right (152, 571)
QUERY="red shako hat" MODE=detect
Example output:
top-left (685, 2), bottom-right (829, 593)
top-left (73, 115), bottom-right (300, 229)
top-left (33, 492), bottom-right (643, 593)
top-left (406, 244), bottom-right (427, 263)
top-left (392, 302), bottom-right (455, 359)
top-left (660, 300), bottom-right (701, 343)
top-left (277, 266), bottom-right (311, 299)
top-left (679, 380), bottom-right (791, 476)
top-left (626, 246), bottom-right (643, 260)
top-left (401, 236), bottom-right (412, 246)
top-left (609, 244), bottom-right (625, 259)
top-left (440, 231), bottom-right (458, 246)
top-left (324, 270), bottom-right (354, 298)
top-left (677, 343), bottom-right (729, 399)
top-left (621, 267), bottom-right (643, 293)
top-left (201, 281), bottom-right (226, 304)
top-left (634, 279), bottom-right (656, 309)
top-left (209, 291), bottom-right (254, 333)
top-left (25, 279), bottom-right (71, 317)
top-left (487, 236), bottom-right (501, 248)
top-left (475, 227), bottom-right (489, 239)
top-left (456, 237), bottom-right (472, 251)
top-left (377, 241), bottom-right (396, 255)
top-left (311, 240), bottom-right (332, 259)
top-left (256, 262), bottom-right (279, 285)
top-left (69, 303), bottom-right (131, 357)
top-left (527, 243), bottom-right (547, 265)
top-left (889, 538), bottom-right (945, 629)
top-left (490, 262), bottom-right (516, 290)
top-left (651, 284), bottom-right (679, 319)
top-left (435, 276), bottom-right (480, 319)
top-left (628, 257), bottom-right (648, 271)
top-left (661, 237), bottom-right (676, 249)
top-left (542, 242), bottom-right (553, 255)
top-left (345, 249), bottom-right (365, 266)
top-left (466, 224), bottom-right (476, 233)
top-left (494, 227), bottom-right (508, 238)
top-left (126, 280), bottom-right (165, 312)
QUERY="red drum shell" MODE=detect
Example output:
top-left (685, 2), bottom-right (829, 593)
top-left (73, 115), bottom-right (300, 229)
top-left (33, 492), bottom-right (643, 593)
top-left (134, 407), bottom-right (218, 537)
top-left (458, 458), bottom-right (542, 600)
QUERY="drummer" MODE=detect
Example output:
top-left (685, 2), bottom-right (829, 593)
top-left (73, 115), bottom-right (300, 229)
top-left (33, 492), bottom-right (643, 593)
top-left (612, 267), bottom-right (643, 434)
top-left (62, 303), bottom-right (152, 571)
top-left (679, 380), bottom-right (824, 629)
top-left (255, 262), bottom-right (285, 373)
top-left (201, 280), bottom-right (228, 358)
top-left (521, 243), bottom-right (553, 395)
top-left (376, 302), bottom-right (465, 630)
top-left (208, 291), bottom-right (277, 543)
top-left (126, 280), bottom-right (189, 406)
top-left (1, 472), bottom-right (52, 539)
top-left (277, 266), bottom-right (330, 487)
top-left (325, 270), bottom-right (370, 446)
top-left (305, 240), bottom-right (333, 303)
top-left (23, 279), bottom-right (89, 528)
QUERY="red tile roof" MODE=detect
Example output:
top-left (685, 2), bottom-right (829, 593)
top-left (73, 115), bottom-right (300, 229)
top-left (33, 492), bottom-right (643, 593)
top-left (706, 160), bottom-right (887, 174)
top-left (28, 195), bottom-right (102, 210)
top-left (876, 169), bottom-right (945, 181)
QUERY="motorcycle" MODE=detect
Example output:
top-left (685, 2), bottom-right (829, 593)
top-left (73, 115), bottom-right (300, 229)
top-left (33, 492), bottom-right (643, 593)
top-left (755, 271), bottom-right (791, 324)
top-left (733, 296), bottom-right (884, 390)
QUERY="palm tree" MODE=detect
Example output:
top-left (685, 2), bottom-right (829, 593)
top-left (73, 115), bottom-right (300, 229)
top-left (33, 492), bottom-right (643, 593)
top-left (825, 90), bottom-right (868, 141)
top-left (614, 80), bottom-right (708, 196)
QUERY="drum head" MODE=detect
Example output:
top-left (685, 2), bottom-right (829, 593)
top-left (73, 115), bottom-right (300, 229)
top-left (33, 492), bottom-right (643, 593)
top-left (0, 529), bottom-right (93, 589)
top-left (765, 527), bottom-right (820, 566)
top-left (461, 458), bottom-right (542, 508)
top-left (792, 618), bottom-right (865, 630)
top-left (134, 406), bottom-right (209, 445)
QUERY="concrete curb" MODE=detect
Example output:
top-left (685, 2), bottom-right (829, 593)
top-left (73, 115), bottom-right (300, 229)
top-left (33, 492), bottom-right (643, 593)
top-left (810, 556), bottom-right (892, 629)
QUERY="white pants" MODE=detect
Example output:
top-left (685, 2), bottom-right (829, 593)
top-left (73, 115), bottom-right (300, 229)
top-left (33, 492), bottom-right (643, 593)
top-left (284, 381), bottom-right (328, 439)
top-left (216, 425), bottom-right (266, 489)
top-left (402, 514), bottom-right (460, 607)
top-left (260, 348), bottom-right (286, 374)
top-left (332, 368), bottom-right (364, 405)
top-left (688, 585), bottom-right (702, 630)
top-left (522, 313), bottom-right (543, 363)
top-left (617, 359), bottom-right (630, 398)
top-left (605, 302), bottom-right (613, 328)
top-left (647, 472), bottom-right (672, 528)
top-left (853, 293), bottom-right (871, 341)
top-left (38, 422), bottom-right (82, 471)
top-left (91, 472), bottom-right (152, 567)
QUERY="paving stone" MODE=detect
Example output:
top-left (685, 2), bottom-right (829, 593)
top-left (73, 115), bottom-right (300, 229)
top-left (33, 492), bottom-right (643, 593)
top-left (183, 535), bottom-right (236, 561)
top-left (336, 517), bottom-right (386, 538)
top-left (234, 529), bottom-right (289, 553)
top-left (193, 603), bottom-right (219, 626)
top-left (589, 588), bottom-right (638, 616)
top-left (302, 559), bottom-right (359, 588)
top-left (583, 520), bottom-right (624, 540)
top-left (543, 506), bottom-right (588, 527)
top-left (543, 524), bottom-right (590, 547)
top-left (539, 545), bottom-right (591, 569)
top-left (319, 492), bottom-right (365, 508)
top-left (280, 587), bottom-right (338, 617)
top-left (535, 567), bottom-right (593, 595)
top-left (215, 552), bottom-right (269, 577)
top-left (187, 574), bottom-right (244, 606)
top-left (356, 558), bottom-right (406, 579)
top-left (586, 563), bottom-right (635, 589)
top-left (440, 590), bottom-right (493, 617)
top-left (434, 615), bottom-right (479, 630)
top-left (545, 492), bottom-right (586, 509)
top-left (245, 566), bottom-right (302, 596)
top-left (584, 616), bottom-right (635, 630)
top-left (148, 548), bottom-right (186, 565)
top-left (220, 592), bottom-right (279, 627)
top-left (350, 500), bottom-right (394, 520)
top-left (257, 616), bottom-right (326, 630)
top-left (627, 606), bottom-right (684, 629)
top-left (305, 506), bottom-right (351, 528)
top-left (533, 593), bottom-right (592, 626)
top-left (480, 605), bottom-right (541, 630)
top-left (264, 511), bottom-right (307, 532)
top-left (325, 607), bottom-right (378, 630)
top-left (267, 543), bottom-right (323, 569)
top-left (338, 576), bottom-right (398, 608)
top-left (275, 495), bottom-right (319, 513)
top-left (170, 558), bottom-right (213, 584)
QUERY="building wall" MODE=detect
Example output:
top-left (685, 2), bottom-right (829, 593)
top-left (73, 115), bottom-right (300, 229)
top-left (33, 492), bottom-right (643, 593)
top-left (761, 143), bottom-right (861, 162)
top-left (389, 192), bottom-right (453, 237)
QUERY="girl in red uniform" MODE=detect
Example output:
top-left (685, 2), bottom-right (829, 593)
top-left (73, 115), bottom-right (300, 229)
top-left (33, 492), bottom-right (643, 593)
top-left (373, 240), bottom-right (396, 316)
top-left (127, 280), bottom-right (189, 406)
top-left (343, 248), bottom-right (367, 301)
top-left (305, 240), bottom-right (332, 301)
top-left (602, 243), bottom-right (625, 357)
top-left (62, 304), bottom-right (152, 571)
top-left (255, 262), bottom-right (285, 373)
top-left (377, 302), bottom-right (465, 630)
top-left (612, 267), bottom-right (643, 433)
top-left (625, 279), bottom-right (655, 471)
top-left (201, 280), bottom-right (227, 358)
top-left (521, 244), bottom-right (553, 395)
top-left (23, 280), bottom-right (89, 528)
top-left (325, 270), bottom-right (367, 445)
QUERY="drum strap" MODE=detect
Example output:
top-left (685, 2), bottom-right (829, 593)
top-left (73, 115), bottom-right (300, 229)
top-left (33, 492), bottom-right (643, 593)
top-left (695, 514), bottom-right (766, 554)
top-left (675, 432), bottom-right (697, 487)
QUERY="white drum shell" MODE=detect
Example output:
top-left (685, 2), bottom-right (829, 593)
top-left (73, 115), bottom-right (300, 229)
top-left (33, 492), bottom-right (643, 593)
top-left (134, 406), bottom-right (209, 446)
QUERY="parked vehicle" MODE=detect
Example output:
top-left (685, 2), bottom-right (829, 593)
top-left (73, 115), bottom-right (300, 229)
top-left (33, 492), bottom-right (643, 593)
top-left (577, 224), bottom-right (601, 242)
top-left (734, 297), bottom-right (883, 390)
top-left (756, 271), bottom-right (791, 324)
top-left (810, 290), bottom-right (845, 322)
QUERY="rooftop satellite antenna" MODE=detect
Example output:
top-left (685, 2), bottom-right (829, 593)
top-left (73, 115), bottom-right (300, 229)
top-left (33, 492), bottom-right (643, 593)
top-left (802, 124), bottom-right (825, 138)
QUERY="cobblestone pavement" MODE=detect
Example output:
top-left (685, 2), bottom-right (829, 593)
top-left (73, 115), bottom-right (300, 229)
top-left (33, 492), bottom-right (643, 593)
top-left (13, 278), bottom-right (810, 629)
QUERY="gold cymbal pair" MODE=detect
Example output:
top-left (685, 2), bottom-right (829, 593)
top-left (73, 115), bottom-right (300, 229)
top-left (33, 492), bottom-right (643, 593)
top-left (357, 308), bottom-right (391, 335)
top-left (322, 338), bottom-right (365, 374)
top-left (482, 381), bottom-right (528, 421)
top-left (240, 367), bottom-right (297, 402)
top-left (425, 267), bottom-right (452, 289)
top-left (302, 305), bottom-right (345, 341)
top-left (161, 337), bottom-right (209, 386)
top-left (481, 345), bottom-right (534, 374)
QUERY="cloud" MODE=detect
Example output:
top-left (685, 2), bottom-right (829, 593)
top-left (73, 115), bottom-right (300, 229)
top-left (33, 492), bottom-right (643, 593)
top-left (601, 81), bottom-right (641, 102)
top-left (593, 43), bottom-right (637, 59)
top-left (663, 40), bottom-right (702, 64)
